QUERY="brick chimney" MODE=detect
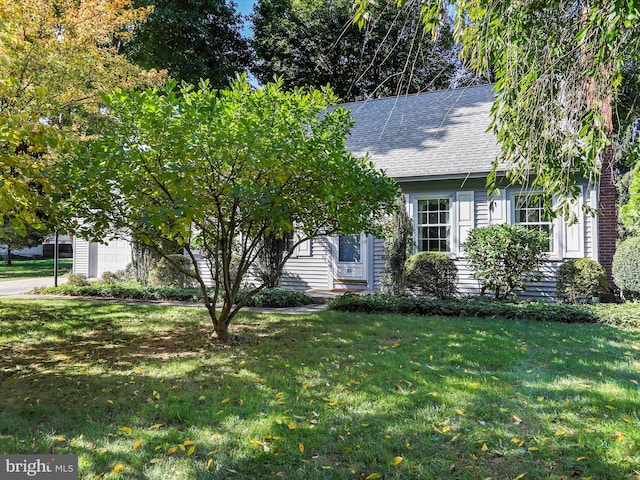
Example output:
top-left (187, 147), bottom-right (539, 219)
top-left (598, 143), bottom-right (617, 281)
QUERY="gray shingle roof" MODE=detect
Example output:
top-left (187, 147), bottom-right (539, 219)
top-left (343, 84), bottom-right (502, 181)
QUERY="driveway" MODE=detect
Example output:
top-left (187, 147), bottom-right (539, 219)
top-left (0, 276), bottom-right (67, 297)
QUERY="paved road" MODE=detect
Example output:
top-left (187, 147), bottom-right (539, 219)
top-left (0, 276), bottom-right (67, 297)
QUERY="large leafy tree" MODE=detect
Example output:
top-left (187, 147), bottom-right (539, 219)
top-left (0, 220), bottom-right (45, 266)
top-left (354, 0), bottom-right (640, 214)
top-left (120, 0), bottom-right (252, 87)
top-left (252, 0), bottom-right (459, 102)
top-left (0, 0), bottom-right (163, 228)
top-left (67, 77), bottom-right (398, 341)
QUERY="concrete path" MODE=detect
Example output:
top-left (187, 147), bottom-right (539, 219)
top-left (0, 276), bottom-right (67, 297)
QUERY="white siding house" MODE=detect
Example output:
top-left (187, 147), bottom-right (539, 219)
top-left (74, 84), bottom-right (611, 299)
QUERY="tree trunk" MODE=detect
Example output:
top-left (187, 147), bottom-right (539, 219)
top-left (5, 248), bottom-right (12, 266)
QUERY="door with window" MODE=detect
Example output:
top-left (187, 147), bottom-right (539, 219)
top-left (334, 234), bottom-right (368, 282)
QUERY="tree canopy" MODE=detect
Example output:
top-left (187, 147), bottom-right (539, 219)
top-left (0, 0), bottom-right (163, 228)
top-left (252, 0), bottom-right (460, 102)
top-left (67, 77), bottom-right (398, 340)
top-left (354, 0), bottom-right (640, 214)
top-left (120, 0), bottom-right (252, 87)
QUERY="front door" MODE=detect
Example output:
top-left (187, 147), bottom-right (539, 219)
top-left (334, 234), bottom-right (368, 283)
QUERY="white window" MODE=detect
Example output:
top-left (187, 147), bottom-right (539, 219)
top-left (513, 194), bottom-right (554, 252)
top-left (417, 197), bottom-right (451, 252)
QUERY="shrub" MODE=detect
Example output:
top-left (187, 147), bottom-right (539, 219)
top-left (101, 270), bottom-right (128, 284)
top-left (66, 272), bottom-right (89, 286)
top-left (612, 237), bottom-right (640, 300)
top-left (557, 258), bottom-right (609, 303)
top-left (327, 293), bottom-right (600, 324)
top-left (242, 288), bottom-right (312, 308)
top-left (404, 252), bottom-right (457, 299)
top-left (149, 254), bottom-right (196, 288)
top-left (380, 197), bottom-right (413, 295)
top-left (463, 224), bottom-right (548, 299)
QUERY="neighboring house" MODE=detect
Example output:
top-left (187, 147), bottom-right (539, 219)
top-left (73, 84), bottom-right (616, 299)
top-left (1, 234), bottom-right (72, 259)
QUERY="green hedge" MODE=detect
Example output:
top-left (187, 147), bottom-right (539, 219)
top-left (327, 293), bottom-right (640, 326)
top-left (36, 283), bottom-right (312, 307)
top-left (36, 282), bottom-right (206, 302)
top-left (241, 288), bottom-right (312, 308)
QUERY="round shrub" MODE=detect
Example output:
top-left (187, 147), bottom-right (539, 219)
top-left (612, 237), bottom-right (640, 300)
top-left (66, 272), bottom-right (89, 286)
top-left (404, 251), bottom-right (457, 299)
top-left (557, 258), bottom-right (609, 303)
top-left (463, 224), bottom-right (547, 299)
top-left (101, 270), bottom-right (127, 284)
top-left (149, 254), bottom-right (196, 288)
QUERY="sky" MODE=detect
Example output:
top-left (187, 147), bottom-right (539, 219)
top-left (235, 0), bottom-right (256, 17)
top-left (235, 0), bottom-right (257, 36)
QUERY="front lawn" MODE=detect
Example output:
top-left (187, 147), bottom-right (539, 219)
top-left (0, 299), bottom-right (638, 479)
top-left (0, 258), bottom-right (72, 280)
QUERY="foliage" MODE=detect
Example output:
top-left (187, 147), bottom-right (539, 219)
top-left (612, 236), bottom-right (640, 300)
top-left (149, 254), bottom-right (197, 288)
top-left (0, 0), bottom-right (163, 226)
top-left (240, 287), bottom-right (312, 308)
top-left (121, 0), bottom-right (251, 87)
top-left (37, 281), bottom-right (205, 302)
top-left (0, 219), bottom-right (45, 265)
top-left (557, 258), bottom-right (609, 303)
top-left (66, 273), bottom-right (89, 287)
top-left (252, 0), bottom-right (460, 102)
top-left (101, 270), bottom-right (129, 285)
top-left (67, 77), bottom-right (398, 340)
top-left (354, 0), bottom-right (640, 215)
top-left (256, 233), bottom-right (289, 288)
top-left (380, 196), bottom-right (413, 295)
top-left (620, 162), bottom-right (640, 237)
top-left (404, 251), bottom-right (457, 299)
top-left (463, 224), bottom-right (548, 299)
top-left (328, 293), bottom-right (603, 324)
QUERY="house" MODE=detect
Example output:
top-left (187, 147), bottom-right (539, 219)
top-left (73, 84), bottom-right (616, 299)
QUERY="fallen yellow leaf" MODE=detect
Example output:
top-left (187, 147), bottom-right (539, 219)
top-left (555, 430), bottom-right (567, 436)
top-left (206, 459), bottom-right (213, 470)
top-left (481, 443), bottom-right (488, 451)
top-left (183, 440), bottom-right (194, 446)
top-left (298, 443), bottom-right (304, 454)
top-left (187, 446), bottom-right (196, 457)
top-left (166, 447), bottom-right (177, 456)
top-left (53, 436), bottom-right (66, 442)
top-left (528, 447), bottom-right (539, 451)
top-left (576, 456), bottom-right (587, 461)
top-left (221, 398), bottom-right (231, 403)
top-left (514, 474), bottom-right (525, 480)
top-left (288, 423), bottom-right (296, 430)
top-left (133, 440), bottom-right (143, 451)
top-left (391, 456), bottom-right (403, 466)
top-left (149, 423), bottom-right (163, 430)
top-left (112, 464), bottom-right (125, 473)
top-left (365, 474), bottom-right (382, 480)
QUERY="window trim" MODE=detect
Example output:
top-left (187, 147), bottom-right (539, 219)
top-left (509, 191), bottom-right (561, 259)
top-left (414, 194), bottom-right (454, 255)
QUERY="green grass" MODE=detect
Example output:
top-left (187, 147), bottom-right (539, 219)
top-left (0, 258), bottom-right (72, 280)
top-left (0, 299), bottom-right (639, 479)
